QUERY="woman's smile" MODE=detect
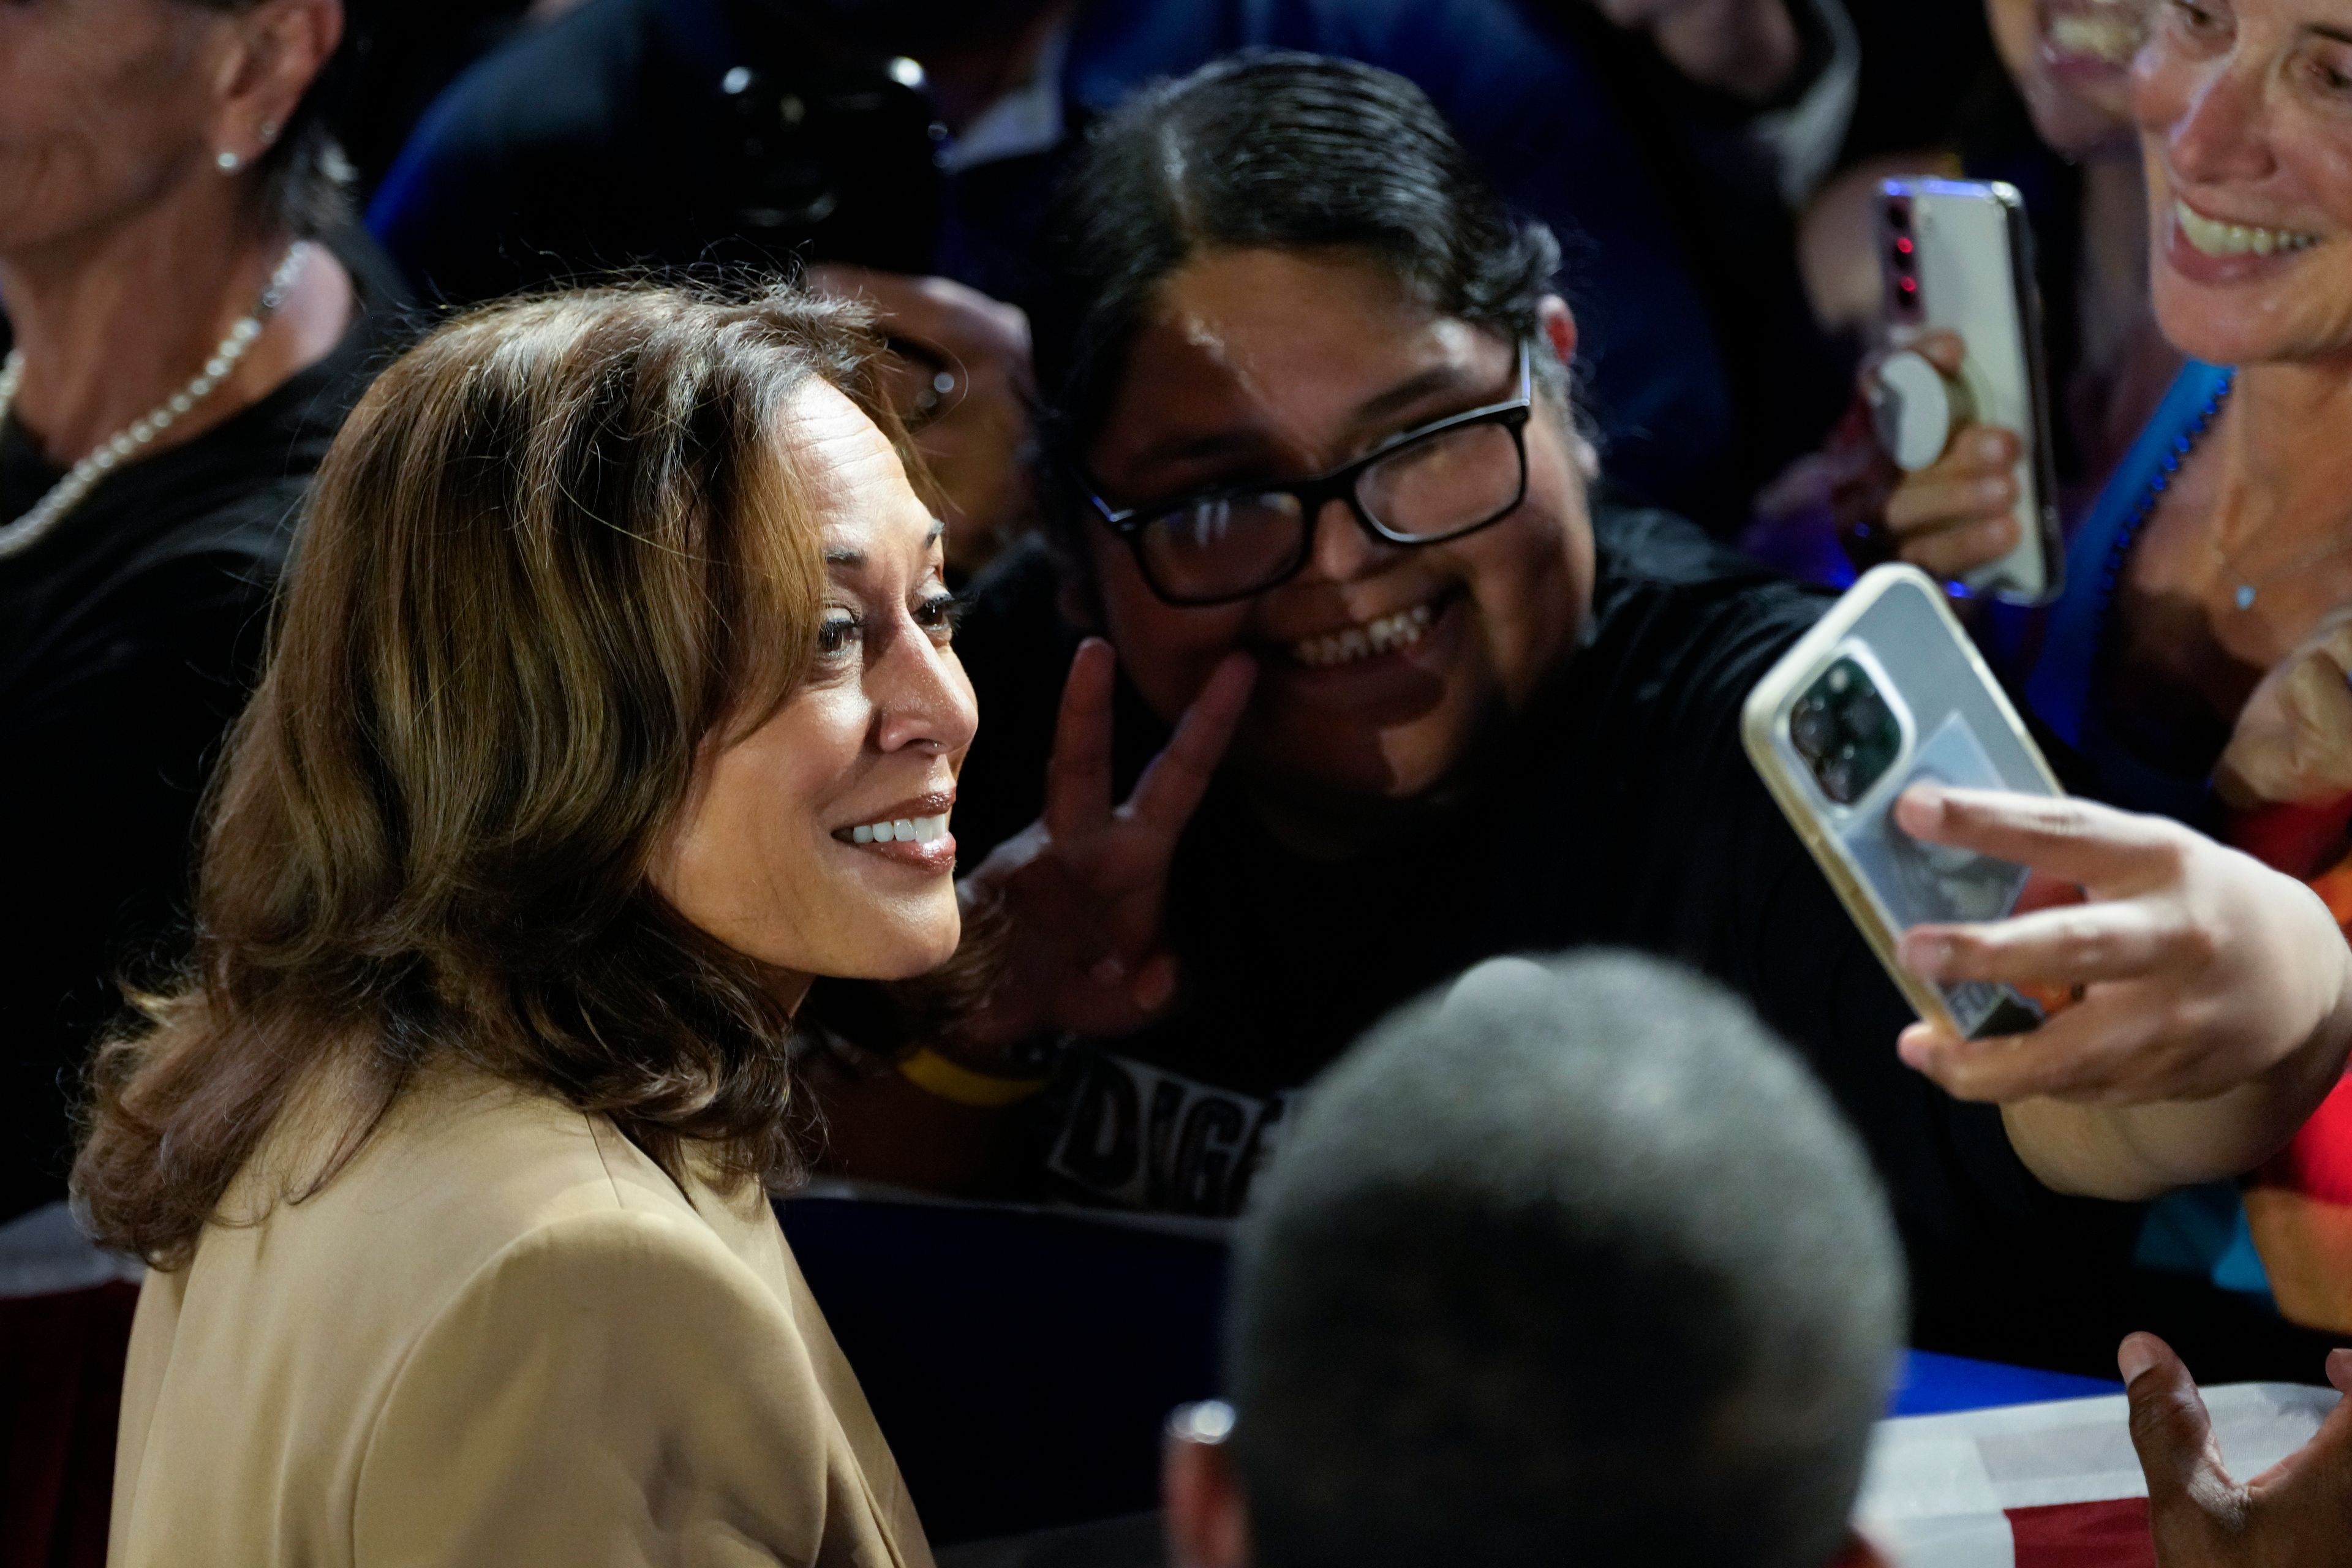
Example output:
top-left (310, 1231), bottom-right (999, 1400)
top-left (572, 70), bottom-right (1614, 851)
top-left (832, 790), bottom-right (959, 872)
top-left (1255, 583), bottom-right (1472, 724)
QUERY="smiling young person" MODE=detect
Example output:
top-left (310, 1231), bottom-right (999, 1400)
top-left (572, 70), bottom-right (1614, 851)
top-left (809, 54), bottom-right (2352, 1376)
top-left (75, 286), bottom-right (970, 1566)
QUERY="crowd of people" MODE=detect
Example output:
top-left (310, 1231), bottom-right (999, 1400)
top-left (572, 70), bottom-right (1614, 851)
top-left (7, 0), bottom-right (2352, 1564)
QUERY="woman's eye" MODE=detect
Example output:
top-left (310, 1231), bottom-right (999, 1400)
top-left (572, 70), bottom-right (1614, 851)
top-left (2169, 0), bottom-right (2221, 35)
top-left (2303, 47), bottom-right (2352, 96)
top-left (914, 592), bottom-right (961, 641)
top-left (816, 611), bottom-right (862, 657)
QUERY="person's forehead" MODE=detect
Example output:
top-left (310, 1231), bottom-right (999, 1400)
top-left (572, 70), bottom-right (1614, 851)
top-left (1141, 249), bottom-right (1478, 383)
top-left (776, 380), bottom-right (935, 559)
top-left (1101, 249), bottom-right (1502, 461)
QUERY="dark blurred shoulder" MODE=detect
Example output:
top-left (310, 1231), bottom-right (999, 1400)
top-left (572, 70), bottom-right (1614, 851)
top-left (1577, 492), bottom-right (1833, 707)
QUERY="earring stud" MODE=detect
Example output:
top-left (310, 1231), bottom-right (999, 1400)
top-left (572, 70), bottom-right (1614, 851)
top-left (216, 149), bottom-right (242, 173)
top-left (258, 119), bottom-right (279, 145)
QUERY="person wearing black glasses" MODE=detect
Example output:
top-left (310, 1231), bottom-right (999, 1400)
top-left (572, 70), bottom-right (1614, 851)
top-left (803, 53), bottom-right (2352, 1381)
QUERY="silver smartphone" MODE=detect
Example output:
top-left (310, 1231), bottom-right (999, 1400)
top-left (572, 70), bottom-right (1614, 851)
top-left (1743, 565), bottom-right (2065, 1039)
top-left (1880, 178), bottom-right (2064, 606)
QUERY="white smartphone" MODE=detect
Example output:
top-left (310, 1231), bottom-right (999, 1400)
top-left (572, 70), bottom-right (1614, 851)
top-left (1743, 565), bottom-right (2065, 1039)
top-left (1878, 178), bottom-right (2064, 606)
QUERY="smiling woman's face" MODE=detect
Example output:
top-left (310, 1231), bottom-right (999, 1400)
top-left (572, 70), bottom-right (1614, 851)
top-left (1082, 249), bottom-right (1593, 801)
top-left (2135, 0), bottom-right (2352, 365)
top-left (655, 380), bottom-right (977, 989)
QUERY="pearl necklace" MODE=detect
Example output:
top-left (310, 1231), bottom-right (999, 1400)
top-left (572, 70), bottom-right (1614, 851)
top-left (0, 240), bottom-right (307, 562)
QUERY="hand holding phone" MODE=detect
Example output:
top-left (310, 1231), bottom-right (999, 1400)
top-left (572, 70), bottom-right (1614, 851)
top-left (1871, 180), bottom-right (2063, 605)
top-left (1887, 784), bottom-right (2352, 1113)
top-left (1745, 565), bottom-right (2064, 1038)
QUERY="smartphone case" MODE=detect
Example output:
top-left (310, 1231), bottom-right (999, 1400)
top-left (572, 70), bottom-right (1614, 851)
top-left (1742, 565), bottom-right (2065, 1038)
top-left (1880, 178), bottom-right (2064, 606)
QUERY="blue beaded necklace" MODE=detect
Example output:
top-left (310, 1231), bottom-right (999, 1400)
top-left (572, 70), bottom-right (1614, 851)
top-left (2095, 367), bottom-right (2236, 616)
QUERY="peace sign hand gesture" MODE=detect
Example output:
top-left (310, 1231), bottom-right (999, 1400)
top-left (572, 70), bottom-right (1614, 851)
top-left (954, 639), bottom-right (1256, 1054)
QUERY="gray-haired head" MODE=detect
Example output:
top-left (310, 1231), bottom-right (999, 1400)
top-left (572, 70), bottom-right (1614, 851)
top-left (1226, 951), bottom-right (1905, 1568)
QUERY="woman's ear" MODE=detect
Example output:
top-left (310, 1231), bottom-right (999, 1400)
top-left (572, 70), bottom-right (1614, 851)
top-left (207, 0), bottom-right (342, 164)
top-left (1537, 295), bottom-right (1580, 371)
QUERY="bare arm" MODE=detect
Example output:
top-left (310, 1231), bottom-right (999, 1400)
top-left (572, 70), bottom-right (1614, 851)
top-left (1889, 786), bottom-right (2352, 1199)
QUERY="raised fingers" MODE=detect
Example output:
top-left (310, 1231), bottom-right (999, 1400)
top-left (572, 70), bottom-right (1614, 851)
top-left (2121, 1333), bottom-right (2233, 1524)
top-left (1914, 328), bottom-right (1968, 376)
top-left (1127, 654), bottom-right (1257, 835)
top-left (1894, 995), bottom-right (2163, 1102)
top-left (1046, 639), bottom-right (1119, 841)
top-left (1882, 431), bottom-right (2019, 534)
top-left (1901, 515), bottom-right (2022, 580)
top-left (1897, 897), bottom-right (2180, 990)
top-left (1892, 785), bottom-right (2182, 891)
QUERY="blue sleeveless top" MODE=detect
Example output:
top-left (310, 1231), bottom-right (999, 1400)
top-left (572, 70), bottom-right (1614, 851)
top-left (2000, 360), bottom-right (2237, 826)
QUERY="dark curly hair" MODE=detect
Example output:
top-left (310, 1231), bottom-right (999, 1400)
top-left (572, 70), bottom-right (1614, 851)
top-left (75, 284), bottom-right (908, 1268)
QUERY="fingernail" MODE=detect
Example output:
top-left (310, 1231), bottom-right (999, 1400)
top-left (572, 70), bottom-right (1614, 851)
top-left (2118, 1335), bottom-right (2158, 1385)
top-left (1896, 1029), bottom-right (1932, 1069)
top-left (1974, 431), bottom-right (2008, 460)
top-left (1088, 955), bottom-right (1127, 986)
top-left (1895, 782), bottom-right (1947, 832)
top-left (1899, 931), bottom-right (1954, 977)
top-left (1977, 477), bottom-right (2013, 503)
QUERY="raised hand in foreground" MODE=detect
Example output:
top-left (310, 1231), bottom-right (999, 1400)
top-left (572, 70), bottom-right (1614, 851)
top-left (2122, 1332), bottom-right (2352, 1566)
top-left (1887, 786), bottom-right (2352, 1197)
top-left (952, 638), bottom-right (1255, 1056)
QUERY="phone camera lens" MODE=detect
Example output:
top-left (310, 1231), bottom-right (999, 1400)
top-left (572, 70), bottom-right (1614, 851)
top-left (1790, 699), bottom-right (1836, 761)
top-left (1844, 688), bottom-right (1891, 743)
top-left (1820, 749), bottom-right (1860, 805)
top-left (1796, 658), bottom-right (1901, 806)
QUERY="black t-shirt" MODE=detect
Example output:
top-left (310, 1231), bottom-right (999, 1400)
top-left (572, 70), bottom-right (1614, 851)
top-left (0, 239), bottom-right (407, 1223)
top-left (946, 506), bottom-right (2168, 1366)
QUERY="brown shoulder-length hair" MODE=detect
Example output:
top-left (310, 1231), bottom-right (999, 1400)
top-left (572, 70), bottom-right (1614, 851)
top-left (75, 283), bottom-right (913, 1269)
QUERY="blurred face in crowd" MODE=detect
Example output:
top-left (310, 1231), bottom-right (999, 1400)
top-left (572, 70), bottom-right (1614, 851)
top-left (2135, 0), bottom-right (2352, 366)
top-left (0, 0), bottom-right (250, 254)
top-left (655, 383), bottom-right (977, 989)
top-left (1988, 0), bottom-right (2157, 157)
top-left (1080, 249), bottom-right (1594, 802)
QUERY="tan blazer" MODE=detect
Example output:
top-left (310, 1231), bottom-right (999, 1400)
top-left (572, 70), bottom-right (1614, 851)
top-left (108, 1063), bottom-right (933, 1568)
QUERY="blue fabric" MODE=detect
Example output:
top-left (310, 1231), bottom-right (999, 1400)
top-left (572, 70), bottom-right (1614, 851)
top-left (1891, 1349), bottom-right (2121, 1416)
top-left (2016, 360), bottom-right (2233, 753)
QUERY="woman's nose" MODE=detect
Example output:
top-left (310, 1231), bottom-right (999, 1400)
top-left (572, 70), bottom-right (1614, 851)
top-left (2163, 55), bottom-right (2277, 189)
top-left (1298, 495), bottom-right (1395, 586)
top-left (872, 625), bottom-right (979, 756)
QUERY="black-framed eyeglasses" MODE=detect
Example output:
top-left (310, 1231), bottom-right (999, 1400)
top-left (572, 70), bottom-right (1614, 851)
top-left (1084, 339), bottom-right (1535, 606)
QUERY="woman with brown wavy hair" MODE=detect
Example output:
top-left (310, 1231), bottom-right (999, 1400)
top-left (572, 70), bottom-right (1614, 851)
top-left (76, 283), bottom-right (977, 1567)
